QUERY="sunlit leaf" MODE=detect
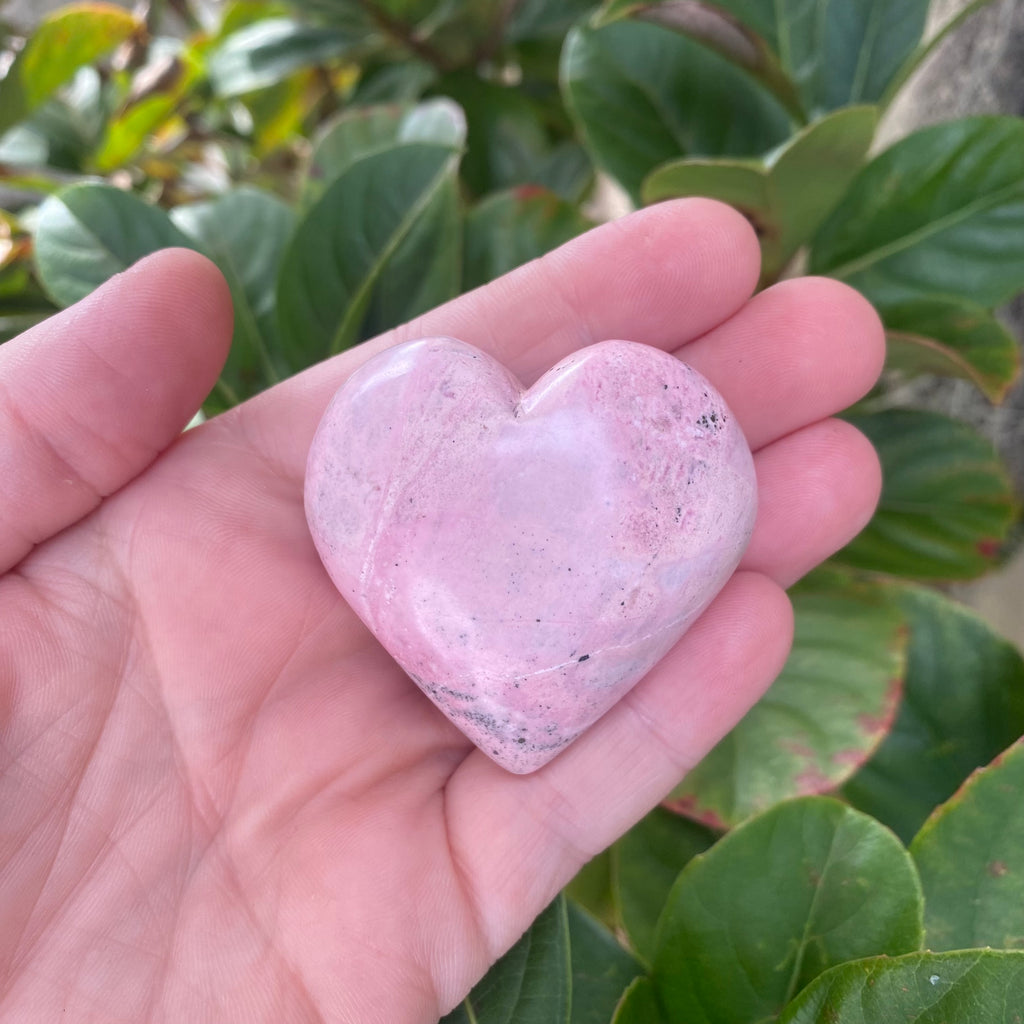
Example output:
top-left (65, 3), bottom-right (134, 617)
top-left (0, 2), bottom-right (140, 135)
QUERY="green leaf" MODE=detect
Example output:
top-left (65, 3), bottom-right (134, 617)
top-left (440, 897), bottom-right (571, 1024)
top-left (611, 807), bottom-right (715, 963)
top-left (560, 19), bottom-right (791, 203)
top-left (463, 187), bottom-right (592, 291)
top-left (612, 977), bottom-right (664, 1024)
top-left (437, 71), bottom-right (591, 201)
top-left (0, 2), bottom-right (141, 135)
top-left (652, 797), bottom-right (923, 1024)
top-left (911, 738), bottom-right (1024, 952)
top-left (836, 409), bottom-right (1017, 580)
top-left (565, 850), bottom-right (615, 930)
top-left (307, 99), bottom-right (466, 198)
top-left (845, 586), bottom-right (1024, 844)
top-left (567, 903), bottom-right (644, 1024)
top-left (171, 187), bottom-right (296, 405)
top-left (507, 0), bottom-right (598, 43)
top-left (349, 59), bottom-right (437, 105)
top-left (0, 67), bottom-right (105, 173)
top-left (594, 0), bottom-right (929, 120)
top-left (666, 573), bottom-right (907, 829)
top-left (810, 117), bottom-right (1024, 308)
top-left (33, 183), bottom-right (195, 307)
top-left (276, 142), bottom-right (461, 366)
top-left (883, 297), bottom-right (1021, 403)
top-left (207, 17), bottom-right (354, 97)
top-left (778, 950), bottom-right (1024, 1023)
top-left (643, 106), bottom-right (878, 282)
top-left (359, 167), bottom-right (462, 342)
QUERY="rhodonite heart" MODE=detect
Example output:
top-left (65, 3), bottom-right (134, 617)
top-left (305, 337), bottom-right (757, 773)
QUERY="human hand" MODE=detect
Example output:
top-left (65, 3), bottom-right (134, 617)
top-left (0, 200), bottom-right (883, 1023)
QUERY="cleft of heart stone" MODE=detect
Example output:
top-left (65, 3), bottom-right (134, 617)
top-left (305, 337), bottom-right (757, 773)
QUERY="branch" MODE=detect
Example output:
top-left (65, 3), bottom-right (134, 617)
top-left (354, 0), bottom-right (456, 72)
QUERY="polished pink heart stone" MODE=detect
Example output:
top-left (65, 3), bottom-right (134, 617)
top-left (305, 337), bottom-right (757, 773)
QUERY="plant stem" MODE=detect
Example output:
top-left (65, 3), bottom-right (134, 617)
top-left (475, 0), bottom-right (524, 66)
top-left (354, 0), bottom-right (456, 72)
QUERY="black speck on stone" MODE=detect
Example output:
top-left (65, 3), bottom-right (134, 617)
top-left (578, 654), bottom-right (590, 663)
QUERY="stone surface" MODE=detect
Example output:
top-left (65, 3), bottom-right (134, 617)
top-left (305, 337), bottom-right (757, 772)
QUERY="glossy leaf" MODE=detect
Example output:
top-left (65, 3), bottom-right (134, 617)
top-left (33, 183), bottom-right (194, 307)
top-left (440, 897), bottom-right (571, 1024)
top-left (779, 950), bottom-right (1024, 1023)
top-left (594, 0), bottom-right (929, 120)
top-left (172, 187), bottom-right (296, 404)
top-left (560, 19), bottom-right (791, 203)
top-left (307, 99), bottom-right (466, 197)
top-left (438, 71), bottom-right (591, 201)
top-left (643, 106), bottom-right (877, 281)
top-left (359, 168), bottom-right (462, 343)
top-left (845, 586), bottom-right (1024, 844)
top-left (811, 117), bottom-right (1024, 308)
top-left (666, 573), bottom-right (907, 828)
top-left (911, 738), bottom-right (1024, 952)
top-left (463, 187), bottom-right (592, 291)
top-left (883, 297), bottom-right (1021, 403)
top-left (567, 903), bottom-right (644, 1024)
top-left (612, 977), bottom-right (664, 1024)
top-left (611, 807), bottom-right (715, 963)
top-left (836, 409), bottom-right (1017, 579)
top-left (276, 142), bottom-right (461, 366)
top-left (207, 18), bottom-right (354, 97)
top-left (652, 797), bottom-right (924, 1024)
top-left (0, 3), bottom-right (140, 135)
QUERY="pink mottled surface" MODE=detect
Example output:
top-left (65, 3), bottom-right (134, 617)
top-left (305, 337), bottom-right (757, 773)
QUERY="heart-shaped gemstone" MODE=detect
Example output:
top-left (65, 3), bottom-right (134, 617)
top-left (305, 337), bottom-right (757, 773)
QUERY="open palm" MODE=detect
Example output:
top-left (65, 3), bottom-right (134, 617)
top-left (0, 200), bottom-right (883, 1023)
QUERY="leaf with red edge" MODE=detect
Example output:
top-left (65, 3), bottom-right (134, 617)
top-left (846, 585), bottom-right (1024, 844)
top-left (911, 737), bottom-right (1024, 952)
top-left (666, 571), bottom-right (907, 828)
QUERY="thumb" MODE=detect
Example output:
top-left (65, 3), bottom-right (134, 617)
top-left (0, 248), bottom-right (232, 572)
